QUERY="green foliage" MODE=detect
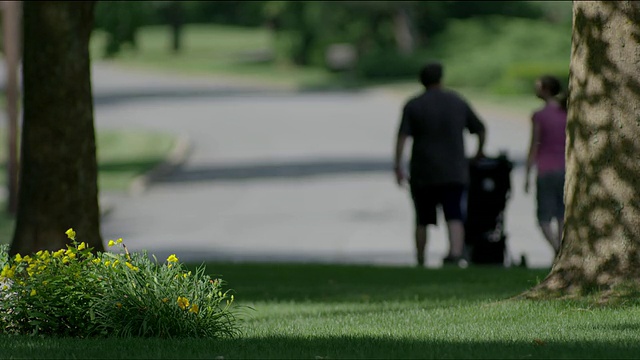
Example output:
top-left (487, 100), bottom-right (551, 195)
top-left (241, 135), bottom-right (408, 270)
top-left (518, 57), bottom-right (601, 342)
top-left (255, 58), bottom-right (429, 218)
top-left (94, 1), bottom-right (149, 58)
top-left (429, 16), bottom-right (571, 93)
top-left (443, 0), bottom-right (546, 20)
top-left (92, 242), bottom-right (240, 338)
top-left (491, 61), bottom-right (569, 95)
top-left (0, 241), bottom-right (104, 336)
top-left (0, 231), bottom-right (241, 338)
top-left (354, 49), bottom-right (428, 80)
top-left (92, 1), bottom-right (571, 89)
top-left (180, 1), bottom-right (267, 27)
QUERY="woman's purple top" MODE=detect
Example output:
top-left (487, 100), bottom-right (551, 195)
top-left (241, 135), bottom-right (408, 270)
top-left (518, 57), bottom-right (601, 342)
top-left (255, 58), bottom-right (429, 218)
top-left (533, 102), bottom-right (567, 175)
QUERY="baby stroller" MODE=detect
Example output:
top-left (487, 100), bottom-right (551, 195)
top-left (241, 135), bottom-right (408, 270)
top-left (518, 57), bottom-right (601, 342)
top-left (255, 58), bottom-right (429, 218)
top-left (464, 153), bottom-right (513, 265)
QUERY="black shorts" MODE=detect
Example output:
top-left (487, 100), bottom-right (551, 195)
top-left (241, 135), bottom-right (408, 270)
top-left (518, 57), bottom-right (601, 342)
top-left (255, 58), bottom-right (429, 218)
top-left (536, 170), bottom-right (565, 222)
top-left (410, 182), bottom-right (466, 226)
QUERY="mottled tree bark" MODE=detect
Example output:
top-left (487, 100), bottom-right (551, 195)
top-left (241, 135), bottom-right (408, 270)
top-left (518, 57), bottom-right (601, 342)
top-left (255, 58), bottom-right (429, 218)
top-left (526, 1), bottom-right (640, 297)
top-left (10, 1), bottom-right (104, 255)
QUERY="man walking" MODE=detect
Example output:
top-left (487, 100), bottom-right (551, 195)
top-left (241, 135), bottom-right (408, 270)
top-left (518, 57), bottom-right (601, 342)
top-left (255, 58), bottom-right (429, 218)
top-left (394, 62), bottom-right (486, 267)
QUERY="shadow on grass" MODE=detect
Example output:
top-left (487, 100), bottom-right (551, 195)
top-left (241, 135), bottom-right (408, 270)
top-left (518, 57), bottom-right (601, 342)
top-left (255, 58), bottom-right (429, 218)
top-left (190, 263), bottom-right (550, 304)
top-left (3, 335), bottom-right (639, 359)
top-left (190, 336), bottom-right (640, 359)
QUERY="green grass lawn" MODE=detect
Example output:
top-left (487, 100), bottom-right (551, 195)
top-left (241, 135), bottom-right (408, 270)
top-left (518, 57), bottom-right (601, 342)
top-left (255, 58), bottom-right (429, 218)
top-left (2, 263), bottom-right (640, 359)
top-left (90, 24), bottom-right (341, 89)
top-left (96, 130), bottom-right (176, 191)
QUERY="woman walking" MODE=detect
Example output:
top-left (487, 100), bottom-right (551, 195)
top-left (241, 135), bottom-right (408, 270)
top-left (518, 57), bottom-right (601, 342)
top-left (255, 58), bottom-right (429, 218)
top-left (524, 75), bottom-right (568, 255)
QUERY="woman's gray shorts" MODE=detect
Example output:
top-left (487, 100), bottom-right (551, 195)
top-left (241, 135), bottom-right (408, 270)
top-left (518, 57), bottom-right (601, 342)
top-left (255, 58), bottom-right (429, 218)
top-left (536, 170), bottom-right (565, 222)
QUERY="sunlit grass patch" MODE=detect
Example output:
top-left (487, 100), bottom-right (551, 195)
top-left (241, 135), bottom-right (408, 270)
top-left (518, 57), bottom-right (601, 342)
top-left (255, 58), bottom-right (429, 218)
top-left (96, 130), bottom-right (175, 191)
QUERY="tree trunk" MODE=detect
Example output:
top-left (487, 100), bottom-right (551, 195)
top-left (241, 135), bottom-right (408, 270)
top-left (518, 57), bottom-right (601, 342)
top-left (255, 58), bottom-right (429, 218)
top-left (525, 1), bottom-right (640, 297)
top-left (10, 1), bottom-right (104, 255)
top-left (392, 6), bottom-right (415, 55)
top-left (168, 1), bottom-right (183, 54)
top-left (2, 1), bottom-right (21, 216)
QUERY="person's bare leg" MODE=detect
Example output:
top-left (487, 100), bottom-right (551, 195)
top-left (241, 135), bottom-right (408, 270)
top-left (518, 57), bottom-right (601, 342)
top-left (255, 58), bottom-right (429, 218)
top-left (415, 225), bottom-right (427, 267)
top-left (539, 221), bottom-right (559, 253)
top-left (447, 220), bottom-right (465, 258)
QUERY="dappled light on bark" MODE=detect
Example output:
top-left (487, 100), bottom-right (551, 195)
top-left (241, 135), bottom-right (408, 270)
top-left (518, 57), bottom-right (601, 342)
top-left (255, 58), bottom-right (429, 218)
top-left (523, 1), bottom-right (640, 298)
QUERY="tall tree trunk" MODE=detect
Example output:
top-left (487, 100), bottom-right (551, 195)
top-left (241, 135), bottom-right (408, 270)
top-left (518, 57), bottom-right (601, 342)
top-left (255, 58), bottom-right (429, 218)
top-left (526, 1), bottom-right (640, 297)
top-left (10, 1), bottom-right (104, 255)
top-left (393, 6), bottom-right (415, 55)
top-left (2, 1), bottom-right (21, 216)
top-left (168, 0), bottom-right (183, 54)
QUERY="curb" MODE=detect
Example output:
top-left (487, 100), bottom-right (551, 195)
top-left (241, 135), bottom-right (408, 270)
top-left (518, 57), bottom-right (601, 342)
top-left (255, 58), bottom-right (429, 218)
top-left (128, 133), bottom-right (192, 197)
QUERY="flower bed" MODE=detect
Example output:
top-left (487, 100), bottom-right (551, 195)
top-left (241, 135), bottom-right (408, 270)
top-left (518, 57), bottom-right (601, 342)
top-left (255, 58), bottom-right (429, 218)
top-left (0, 229), bottom-right (241, 338)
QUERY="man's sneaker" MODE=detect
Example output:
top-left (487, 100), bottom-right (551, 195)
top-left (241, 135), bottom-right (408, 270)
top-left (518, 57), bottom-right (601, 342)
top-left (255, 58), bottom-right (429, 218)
top-left (442, 255), bottom-right (469, 269)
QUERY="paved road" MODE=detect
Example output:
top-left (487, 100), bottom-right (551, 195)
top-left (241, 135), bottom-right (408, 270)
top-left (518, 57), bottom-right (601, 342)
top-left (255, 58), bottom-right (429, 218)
top-left (88, 63), bottom-right (554, 269)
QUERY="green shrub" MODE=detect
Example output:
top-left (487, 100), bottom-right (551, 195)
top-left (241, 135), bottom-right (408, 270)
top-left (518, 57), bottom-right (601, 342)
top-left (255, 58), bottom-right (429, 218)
top-left (491, 61), bottom-right (570, 95)
top-left (0, 230), bottom-right (242, 338)
top-left (355, 49), bottom-right (430, 80)
top-left (429, 16), bottom-right (571, 92)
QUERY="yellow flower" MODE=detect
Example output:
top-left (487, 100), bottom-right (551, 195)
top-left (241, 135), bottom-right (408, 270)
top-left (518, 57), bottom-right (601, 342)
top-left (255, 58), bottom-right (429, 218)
top-left (116, 238), bottom-right (123, 244)
top-left (30, 289), bottom-right (36, 296)
top-left (104, 261), bottom-right (111, 267)
top-left (14, 254), bottom-right (22, 262)
top-left (22, 255), bottom-right (32, 264)
top-left (92, 258), bottom-right (101, 264)
top-left (189, 303), bottom-right (199, 314)
top-left (53, 249), bottom-right (65, 258)
top-left (162, 297), bottom-right (169, 303)
top-left (65, 228), bottom-right (76, 240)
top-left (167, 254), bottom-right (179, 263)
top-left (125, 262), bottom-right (139, 271)
top-left (108, 240), bottom-right (116, 247)
top-left (177, 296), bottom-right (189, 310)
top-left (77, 242), bottom-right (86, 251)
top-left (67, 252), bottom-right (76, 260)
top-left (112, 260), bottom-right (120, 267)
top-left (1, 264), bottom-right (14, 279)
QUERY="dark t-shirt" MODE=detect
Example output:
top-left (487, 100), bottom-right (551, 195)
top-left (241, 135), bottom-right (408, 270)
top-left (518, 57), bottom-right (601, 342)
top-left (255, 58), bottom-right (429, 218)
top-left (398, 88), bottom-right (485, 186)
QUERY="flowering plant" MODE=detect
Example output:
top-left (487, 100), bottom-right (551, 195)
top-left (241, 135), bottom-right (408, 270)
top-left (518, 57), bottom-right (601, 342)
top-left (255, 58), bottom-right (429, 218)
top-left (0, 229), bottom-right (241, 338)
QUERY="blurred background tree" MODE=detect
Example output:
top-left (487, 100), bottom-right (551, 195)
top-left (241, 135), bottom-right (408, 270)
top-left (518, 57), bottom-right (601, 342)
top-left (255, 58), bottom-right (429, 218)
top-left (92, 0), bottom-right (572, 93)
top-left (94, 1), bottom-right (147, 58)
